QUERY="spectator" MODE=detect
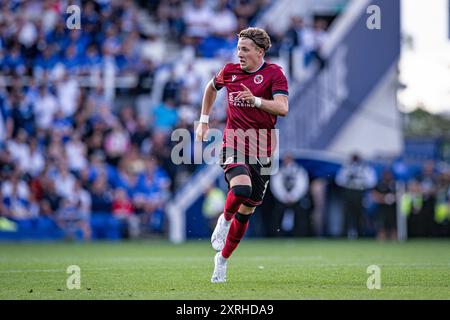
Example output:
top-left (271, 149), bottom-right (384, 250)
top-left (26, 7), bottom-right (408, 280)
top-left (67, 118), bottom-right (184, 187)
top-left (51, 110), bottom-right (73, 138)
top-left (302, 19), bottom-right (328, 68)
top-left (232, 0), bottom-right (259, 25)
top-left (53, 162), bottom-right (77, 200)
top-left (55, 197), bottom-right (91, 241)
top-left (9, 89), bottom-right (35, 136)
top-left (40, 179), bottom-right (62, 218)
top-left (270, 154), bottom-right (312, 237)
top-left (112, 187), bottom-right (140, 238)
top-left (119, 105), bottom-right (138, 135)
top-left (65, 132), bottom-right (88, 173)
top-left (111, 158), bottom-right (141, 196)
top-left (26, 138), bottom-right (45, 178)
top-left (162, 70), bottom-right (183, 104)
top-left (88, 151), bottom-right (110, 181)
top-left (335, 153), bottom-right (377, 239)
top-left (46, 131), bottom-right (65, 163)
top-left (4, 44), bottom-right (26, 75)
top-left (6, 129), bottom-right (29, 173)
top-left (283, 16), bottom-right (306, 79)
top-left (182, 0), bottom-right (214, 46)
top-left (401, 179), bottom-right (424, 237)
top-left (372, 169), bottom-right (397, 240)
top-left (71, 179), bottom-right (92, 218)
top-left (80, 44), bottom-right (102, 76)
top-left (104, 121), bottom-right (130, 166)
top-left (179, 63), bottom-right (202, 105)
top-left (203, 183), bottom-right (226, 234)
top-left (90, 175), bottom-right (113, 215)
top-left (157, 0), bottom-right (185, 41)
top-left (56, 72), bottom-right (80, 118)
top-left (135, 58), bottom-right (156, 96)
top-left (34, 46), bottom-right (58, 79)
top-left (433, 172), bottom-right (450, 236)
top-left (61, 45), bottom-right (81, 75)
top-left (210, 0), bottom-right (238, 38)
top-left (151, 98), bottom-right (179, 132)
top-left (33, 85), bottom-right (59, 131)
top-left (0, 89), bottom-right (13, 144)
top-left (131, 118), bottom-right (152, 150)
top-left (88, 84), bottom-right (111, 112)
top-left (87, 126), bottom-right (107, 157)
top-left (148, 131), bottom-right (176, 186)
top-left (415, 161), bottom-right (439, 236)
top-left (1, 172), bottom-right (35, 220)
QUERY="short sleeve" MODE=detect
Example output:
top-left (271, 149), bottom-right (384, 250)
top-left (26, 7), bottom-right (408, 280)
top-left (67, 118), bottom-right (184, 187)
top-left (212, 64), bottom-right (228, 91)
top-left (271, 66), bottom-right (289, 97)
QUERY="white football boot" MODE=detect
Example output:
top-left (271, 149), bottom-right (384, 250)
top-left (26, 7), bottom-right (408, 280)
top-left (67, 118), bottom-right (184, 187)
top-left (211, 213), bottom-right (231, 251)
top-left (211, 251), bottom-right (228, 283)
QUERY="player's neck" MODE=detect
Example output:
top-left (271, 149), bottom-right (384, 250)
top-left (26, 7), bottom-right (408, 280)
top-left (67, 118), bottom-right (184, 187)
top-left (244, 60), bottom-right (265, 73)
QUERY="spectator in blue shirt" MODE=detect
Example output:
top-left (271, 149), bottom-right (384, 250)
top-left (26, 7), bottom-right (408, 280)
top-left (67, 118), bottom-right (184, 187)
top-left (151, 98), bottom-right (179, 132)
top-left (4, 44), bottom-right (26, 75)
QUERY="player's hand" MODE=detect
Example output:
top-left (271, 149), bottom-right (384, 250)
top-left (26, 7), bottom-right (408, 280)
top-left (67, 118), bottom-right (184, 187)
top-left (236, 83), bottom-right (255, 105)
top-left (195, 122), bottom-right (209, 142)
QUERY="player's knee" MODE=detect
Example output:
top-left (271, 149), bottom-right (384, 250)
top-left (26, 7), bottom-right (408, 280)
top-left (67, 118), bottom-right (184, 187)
top-left (231, 185), bottom-right (252, 199)
top-left (239, 204), bottom-right (256, 215)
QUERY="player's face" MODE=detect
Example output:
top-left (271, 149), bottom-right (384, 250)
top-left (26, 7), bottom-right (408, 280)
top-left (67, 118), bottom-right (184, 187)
top-left (237, 38), bottom-right (264, 72)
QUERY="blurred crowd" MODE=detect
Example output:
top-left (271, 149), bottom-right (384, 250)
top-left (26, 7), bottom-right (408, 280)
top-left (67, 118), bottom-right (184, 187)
top-left (0, 0), bottom-right (271, 80)
top-left (0, 0), bottom-right (187, 239)
top-left (257, 154), bottom-right (450, 240)
top-left (0, 81), bottom-right (175, 238)
top-left (3, 0), bottom-right (403, 241)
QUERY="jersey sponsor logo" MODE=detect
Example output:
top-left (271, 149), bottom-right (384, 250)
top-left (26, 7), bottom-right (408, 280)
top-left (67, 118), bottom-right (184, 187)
top-left (229, 92), bottom-right (254, 108)
top-left (228, 92), bottom-right (238, 102)
top-left (231, 75), bottom-right (237, 82)
top-left (254, 74), bottom-right (263, 84)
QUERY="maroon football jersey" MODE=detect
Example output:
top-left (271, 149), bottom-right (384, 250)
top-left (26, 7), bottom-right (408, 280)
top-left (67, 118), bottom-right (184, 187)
top-left (213, 62), bottom-right (288, 158)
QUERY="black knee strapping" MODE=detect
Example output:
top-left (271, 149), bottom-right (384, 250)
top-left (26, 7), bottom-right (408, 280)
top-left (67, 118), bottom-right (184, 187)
top-left (235, 212), bottom-right (251, 223)
top-left (231, 185), bottom-right (252, 198)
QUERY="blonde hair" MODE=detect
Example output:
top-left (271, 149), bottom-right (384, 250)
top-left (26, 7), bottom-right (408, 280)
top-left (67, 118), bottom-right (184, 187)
top-left (238, 27), bottom-right (272, 52)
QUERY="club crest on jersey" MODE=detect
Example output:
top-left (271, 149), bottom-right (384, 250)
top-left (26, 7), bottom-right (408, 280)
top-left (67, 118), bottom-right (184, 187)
top-left (224, 157), bottom-right (234, 165)
top-left (231, 75), bottom-right (237, 82)
top-left (254, 74), bottom-right (263, 84)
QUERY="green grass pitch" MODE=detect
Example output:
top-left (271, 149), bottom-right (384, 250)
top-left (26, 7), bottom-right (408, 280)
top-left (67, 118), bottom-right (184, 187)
top-left (0, 239), bottom-right (449, 299)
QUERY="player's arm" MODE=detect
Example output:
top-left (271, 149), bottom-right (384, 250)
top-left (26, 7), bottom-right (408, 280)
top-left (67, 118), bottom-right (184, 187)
top-left (257, 94), bottom-right (288, 117)
top-left (236, 83), bottom-right (289, 117)
top-left (196, 80), bottom-right (217, 141)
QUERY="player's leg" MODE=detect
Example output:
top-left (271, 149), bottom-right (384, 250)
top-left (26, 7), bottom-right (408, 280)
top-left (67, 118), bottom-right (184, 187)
top-left (221, 165), bottom-right (269, 260)
top-left (211, 155), bottom-right (269, 283)
top-left (211, 165), bottom-right (252, 251)
top-left (211, 167), bottom-right (253, 283)
top-left (224, 167), bottom-right (252, 221)
top-left (221, 204), bottom-right (254, 259)
top-left (211, 204), bottom-right (255, 283)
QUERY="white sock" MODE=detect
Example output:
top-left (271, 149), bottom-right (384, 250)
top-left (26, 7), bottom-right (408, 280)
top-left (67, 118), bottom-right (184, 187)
top-left (218, 253), bottom-right (228, 264)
